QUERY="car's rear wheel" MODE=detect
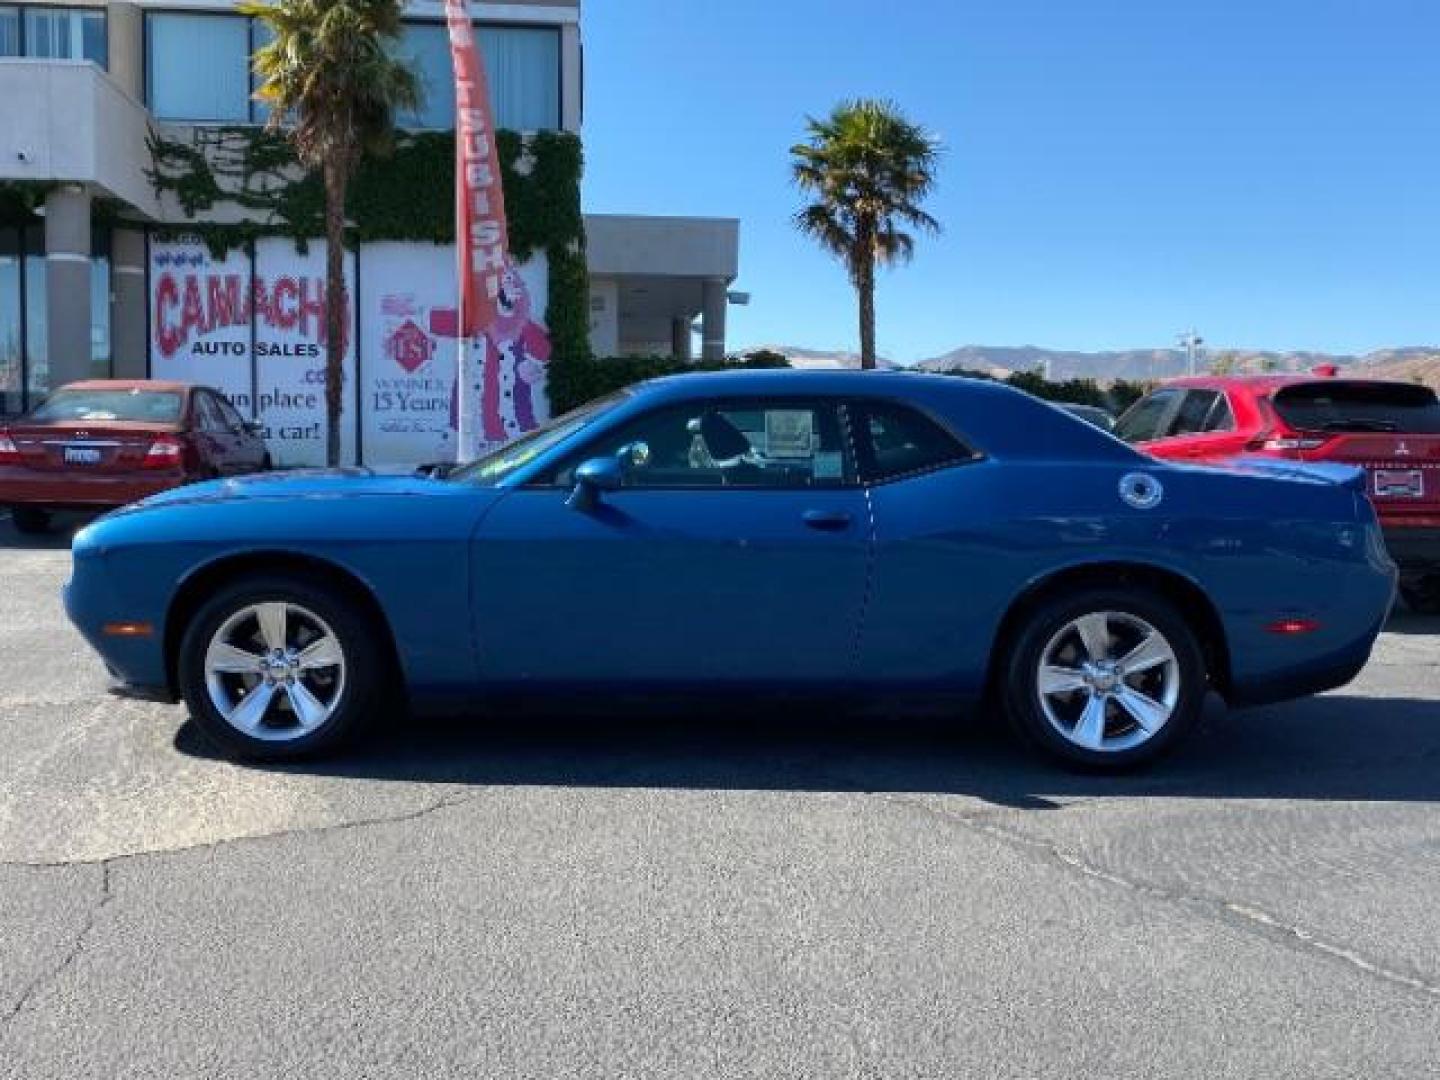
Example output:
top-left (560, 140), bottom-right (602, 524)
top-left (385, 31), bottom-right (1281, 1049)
top-left (178, 574), bottom-right (383, 760)
top-left (1400, 577), bottom-right (1440, 616)
top-left (10, 507), bottom-right (51, 535)
top-left (1003, 588), bottom-right (1207, 770)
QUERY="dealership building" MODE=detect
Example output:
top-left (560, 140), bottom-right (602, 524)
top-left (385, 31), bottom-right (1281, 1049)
top-left (0, 0), bottom-right (741, 463)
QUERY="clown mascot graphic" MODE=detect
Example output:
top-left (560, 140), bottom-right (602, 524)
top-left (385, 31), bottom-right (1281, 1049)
top-left (449, 263), bottom-right (552, 452)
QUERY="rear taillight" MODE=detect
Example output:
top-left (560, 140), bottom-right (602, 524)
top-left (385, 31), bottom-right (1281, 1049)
top-left (0, 431), bottom-right (17, 465)
top-left (143, 434), bottom-right (184, 470)
top-left (1246, 397), bottom-right (1330, 456)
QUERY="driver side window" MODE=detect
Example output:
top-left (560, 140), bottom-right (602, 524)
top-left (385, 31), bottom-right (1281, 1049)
top-left (549, 400), bottom-right (856, 489)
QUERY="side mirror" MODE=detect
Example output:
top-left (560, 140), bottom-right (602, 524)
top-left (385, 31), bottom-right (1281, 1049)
top-left (567, 456), bottom-right (623, 511)
top-left (415, 461), bottom-right (457, 480)
top-left (242, 421), bottom-right (265, 437)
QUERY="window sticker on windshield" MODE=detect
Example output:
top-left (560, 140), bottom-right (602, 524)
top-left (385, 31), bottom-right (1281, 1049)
top-left (813, 451), bottom-right (843, 480)
top-left (766, 410), bottom-right (814, 458)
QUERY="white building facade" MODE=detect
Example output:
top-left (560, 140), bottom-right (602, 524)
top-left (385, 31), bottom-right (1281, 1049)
top-left (0, 0), bottom-right (741, 464)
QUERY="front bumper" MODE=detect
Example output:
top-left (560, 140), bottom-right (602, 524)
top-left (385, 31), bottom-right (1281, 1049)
top-left (63, 566), bottom-right (172, 697)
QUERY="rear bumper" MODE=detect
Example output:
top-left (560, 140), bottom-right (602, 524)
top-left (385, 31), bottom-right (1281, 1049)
top-left (1227, 635), bottom-right (1379, 707)
top-left (1381, 526), bottom-right (1440, 575)
top-left (0, 467), bottom-right (186, 509)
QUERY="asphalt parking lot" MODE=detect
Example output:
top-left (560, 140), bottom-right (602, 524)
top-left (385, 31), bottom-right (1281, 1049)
top-left (1, 513), bottom-right (1438, 1078)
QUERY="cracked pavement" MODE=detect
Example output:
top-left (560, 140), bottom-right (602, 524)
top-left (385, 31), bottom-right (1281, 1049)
top-left (2, 516), bottom-right (1439, 1077)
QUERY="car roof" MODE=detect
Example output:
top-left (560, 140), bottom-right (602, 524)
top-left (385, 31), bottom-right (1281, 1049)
top-left (1163, 373), bottom-right (1419, 394)
top-left (637, 368), bottom-right (1016, 401)
top-left (59, 379), bottom-right (193, 394)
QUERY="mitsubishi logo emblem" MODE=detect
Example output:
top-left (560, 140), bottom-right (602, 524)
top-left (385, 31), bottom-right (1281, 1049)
top-left (1395, 441), bottom-right (1411, 457)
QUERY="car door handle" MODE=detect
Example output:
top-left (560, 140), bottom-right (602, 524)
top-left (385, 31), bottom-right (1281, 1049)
top-left (802, 510), bottom-right (853, 532)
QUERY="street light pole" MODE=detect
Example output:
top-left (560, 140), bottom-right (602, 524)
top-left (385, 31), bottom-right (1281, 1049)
top-left (1177, 329), bottom-right (1205, 376)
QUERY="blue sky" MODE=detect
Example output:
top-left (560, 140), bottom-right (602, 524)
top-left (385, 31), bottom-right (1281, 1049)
top-left (581, 0), bottom-right (1440, 362)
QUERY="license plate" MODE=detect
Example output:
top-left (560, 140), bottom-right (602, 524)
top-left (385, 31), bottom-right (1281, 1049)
top-left (1373, 469), bottom-right (1424, 498)
top-left (63, 446), bottom-right (103, 466)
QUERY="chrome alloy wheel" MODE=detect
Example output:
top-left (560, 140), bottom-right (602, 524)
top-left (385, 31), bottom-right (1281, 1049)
top-left (203, 602), bottom-right (347, 741)
top-left (1035, 611), bottom-right (1181, 753)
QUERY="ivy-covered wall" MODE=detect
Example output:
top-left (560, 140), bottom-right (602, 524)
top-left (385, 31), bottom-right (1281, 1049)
top-left (145, 126), bottom-right (589, 362)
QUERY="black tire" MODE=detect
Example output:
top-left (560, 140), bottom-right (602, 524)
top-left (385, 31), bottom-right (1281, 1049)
top-left (1002, 587), bottom-right (1208, 770)
top-left (10, 506), bottom-right (51, 535)
top-left (177, 573), bottom-right (385, 761)
top-left (1399, 578), bottom-right (1440, 616)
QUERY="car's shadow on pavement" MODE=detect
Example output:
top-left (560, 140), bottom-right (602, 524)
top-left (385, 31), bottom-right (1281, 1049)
top-left (1384, 610), bottom-right (1440, 635)
top-left (0, 511), bottom-right (98, 551)
top-left (175, 691), bottom-right (1440, 809)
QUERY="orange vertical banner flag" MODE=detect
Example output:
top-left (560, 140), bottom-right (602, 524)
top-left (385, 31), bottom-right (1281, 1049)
top-left (445, 0), bottom-right (510, 460)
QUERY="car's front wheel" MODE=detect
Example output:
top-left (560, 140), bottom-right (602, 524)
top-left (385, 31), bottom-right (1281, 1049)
top-left (178, 575), bottom-right (383, 760)
top-left (1003, 588), bottom-right (1208, 770)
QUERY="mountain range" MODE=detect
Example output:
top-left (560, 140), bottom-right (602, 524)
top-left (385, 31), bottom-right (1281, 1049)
top-left (754, 345), bottom-right (1440, 388)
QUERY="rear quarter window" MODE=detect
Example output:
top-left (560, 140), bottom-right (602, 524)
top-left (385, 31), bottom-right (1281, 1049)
top-left (853, 401), bottom-right (977, 482)
top-left (1272, 381), bottom-right (1440, 434)
top-left (1114, 389), bottom-right (1182, 443)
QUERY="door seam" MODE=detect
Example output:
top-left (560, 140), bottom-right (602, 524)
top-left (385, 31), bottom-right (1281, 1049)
top-left (850, 484), bottom-right (878, 676)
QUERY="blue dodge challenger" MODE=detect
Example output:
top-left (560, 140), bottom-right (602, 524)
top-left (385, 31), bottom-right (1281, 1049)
top-left (65, 371), bottom-right (1397, 768)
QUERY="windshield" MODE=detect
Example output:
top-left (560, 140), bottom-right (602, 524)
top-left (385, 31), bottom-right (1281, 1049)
top-left (1272, 381), bottom-right (1440, 434)
top-left (29, 388), bottom-right (183, 424)
top-left (447, 392), bottom-right (629, 486)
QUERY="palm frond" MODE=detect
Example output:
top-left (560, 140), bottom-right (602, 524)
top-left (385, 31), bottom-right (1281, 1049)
top-left (789, 98), bottom-right (943, 279)
top-left (243, 0), bottom-right (417, 171)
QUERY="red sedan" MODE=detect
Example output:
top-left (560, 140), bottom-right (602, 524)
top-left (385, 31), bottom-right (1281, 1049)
top-left (0, 380), bottom-right (270, 534)
top-left (1115, 371), bottom-right (1440, 612)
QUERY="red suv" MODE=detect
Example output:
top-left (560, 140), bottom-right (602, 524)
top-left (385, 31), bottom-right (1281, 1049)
top-left (1, 380), bottom-right (271, 534)
top-left (1115, 373), bottom-right (1440, 613)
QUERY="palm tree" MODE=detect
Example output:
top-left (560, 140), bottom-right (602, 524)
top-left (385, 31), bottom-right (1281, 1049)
top-left (792, 100), bottom-right (942, 370)
top-left (243, 0), bottom-right (418, 465)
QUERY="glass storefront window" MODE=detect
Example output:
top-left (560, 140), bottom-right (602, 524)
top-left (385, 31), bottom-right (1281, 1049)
top-left (0, 228), bottom-right (19, 416)
top-left (23, 224), bottom-right (46, 403)
top-left (395, 23), bottom-right (561, 132)
top-left (23, 6), bottom-right (106, 65)
top-left (0, 226), bottom-right (111, 411)
top-left (144, 14), bottom-right (561, 130)
top-left (89, 230), bottom-right (111, 380)
top-left (147, 13), bottom-right (251, 122)
top-left (481, 26), bottom-right (560, 131)
top-left (0, 7), bottom-right (19, 57)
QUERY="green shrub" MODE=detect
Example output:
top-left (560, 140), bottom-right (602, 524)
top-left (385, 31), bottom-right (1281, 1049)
top-left (940, 367), bottom-right (1150, 417)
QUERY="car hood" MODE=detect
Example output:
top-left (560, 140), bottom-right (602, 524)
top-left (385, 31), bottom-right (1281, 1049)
top-left (122, 468), bottom-right (456, 512)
